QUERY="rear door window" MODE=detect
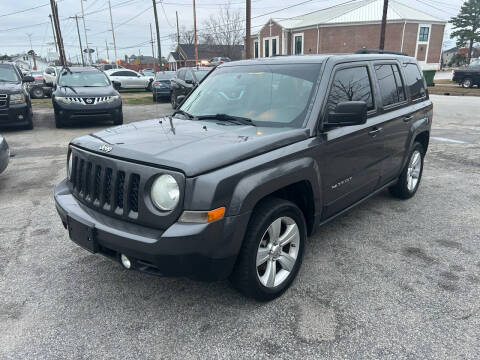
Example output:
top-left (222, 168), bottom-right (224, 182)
top-left (326, 66), bottom-right (374, 114)
top-left (374, 64), bottom-right (406, 107)
top-left (403, 63), bottom-right (426, 101)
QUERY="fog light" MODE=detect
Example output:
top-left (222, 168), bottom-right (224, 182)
top-left (120, 254), bottom-right (131, 269)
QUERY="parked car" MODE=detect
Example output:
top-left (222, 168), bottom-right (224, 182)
top-left (98, 64), bottom-right (123, 72)
top-left (27, 71), bottom-right (47, 98)
top-left (0, 62), bottom-right (35, 129)
top-left (52, 67), bottom-right (122, 128)
top-left (54, 53), bottom-right (432, 301)
top-left (43, 65), bottom-right (61, 86)
top-left (452, 59), bottom-right (480, 88)
top-left (209, 57), bottom-right (231, 66)
top-left (105, 69), bottom-right (153, 91)
top-left (140, 68), bottom-right (155, 77)
top-left (170, 66), bottom-right (210, 108)
top-left (0, 134), bottom-right (9, 174)
top-left (152, 71), bottom-right (175, 102)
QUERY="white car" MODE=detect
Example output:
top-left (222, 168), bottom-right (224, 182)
top-left (43, 65), bottom-right (62, 86)
top-left (104, 69), bottom-right (153, 91)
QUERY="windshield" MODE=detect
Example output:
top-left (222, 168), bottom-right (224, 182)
top-left (180, 63), bottom-right (321, 127)
top-left (155, 72), bottom-right (174, 80)
top-left (0, 65), bottom-right (21, 82)
top-left (58, 71), bottom-right (110, 87)
top-left (194, 70), bottom-right (209, 81)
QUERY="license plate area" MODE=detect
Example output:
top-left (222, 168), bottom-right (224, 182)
top-left (67, 216), bottom-right (98, 253)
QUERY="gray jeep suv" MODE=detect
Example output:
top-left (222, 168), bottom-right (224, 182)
top-left (54, 53), bottom-right (432, 300)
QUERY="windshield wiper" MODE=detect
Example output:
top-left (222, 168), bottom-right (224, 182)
top-left (172, 109), bottom-right (193, 119)
top-left (194, 113), bottom-right (255, 126)
top-left (60, 85), bottom-right (77, 94)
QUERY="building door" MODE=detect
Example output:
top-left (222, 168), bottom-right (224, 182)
top-left (263, 37), bottom-right (279, 57)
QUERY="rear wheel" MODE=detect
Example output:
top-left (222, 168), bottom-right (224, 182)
top-left (31, 86), bottom-right (44, 99)
top-left (461, 78), bottom-right (473, 88)
top-left (389, 142), bottom-right (424, 199)
top-left (230, 197), bottom-right (306, 301)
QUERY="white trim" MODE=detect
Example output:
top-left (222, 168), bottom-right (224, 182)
top-left (400, 21), bottom-right (406, 52)
top-left (282, 29), bottom-right (287, 55)
top-left (263, 36), bottom-right (280, 57)
top-left (316, 25), bottom-right (320, 54)
top-left (415, 24), bottom-right (431, 63)
top-left (292, 32), bottom-right (304, 55)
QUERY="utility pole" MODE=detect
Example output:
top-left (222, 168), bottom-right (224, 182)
top-left (193, 0), bottom-right (198, 64)
top-left (50, 0), bottom-right (67, 66)
top-left (152, 0), bottom-right (162, 70)
top-left (150, 23), bottom-right (156, 72)
top-left (48, 14), bottom-right (58, 53)
top-left (105, 39), bottom-right (110, 63)
top-left (71, 15), bottom-right (85, 66)
top-left (79, 0), bottom-right (91, 64)
top-left (107, 0), bottom-right (118, 65)
top-left (379, 0), bottom-right (388, 50)
top-left (245, 0), bottom-right (251, 59)
top-left (176, 11), bottom-right (180, 47)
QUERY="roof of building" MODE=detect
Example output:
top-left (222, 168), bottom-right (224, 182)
top-left (170, 44), bottom-right (244, 61)
top-left (269, 0), bottom-right (445, 31)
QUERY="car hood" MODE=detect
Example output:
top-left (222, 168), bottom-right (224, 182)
top-left (71, 117), bottom-right (309, 176)
top-left (55, 86), bottom-right (117, 97)
top-left (0, 82), bottom-right (23, 94)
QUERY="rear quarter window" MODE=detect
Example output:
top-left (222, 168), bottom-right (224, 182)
top-left (374, 64), bottom-right (406, 107)
top-left (403, 63), bottom-right (426, 101)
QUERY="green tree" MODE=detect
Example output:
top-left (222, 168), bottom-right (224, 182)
top-left (450, 0), bottom-right (480, 63)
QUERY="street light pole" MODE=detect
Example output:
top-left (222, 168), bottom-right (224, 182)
top-left (71, 15), bottom-right (85, 66)
top-left (379, 0), bottom-right (388, 50)
top-left (193, 0), bottom-right (198, 64)
top-left (108, 0), bottom-right (118, 65)
top-left (152, 0), bottom-right (163, 70)
top-left (79, 0), bottom-right (92, 64)
top-left (50, 0), bottom-right (67, 66)
top-left (48, 14), bottom-right (58, 53)
top-left (245, 0), bottom-right (251, 59)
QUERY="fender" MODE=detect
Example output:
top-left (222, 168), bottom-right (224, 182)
top-left (400, 108), bottom-right (432, 172)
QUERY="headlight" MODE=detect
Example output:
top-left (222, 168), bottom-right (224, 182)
top-left (151, 174), bottom-right (180, 211)
top-left (10, 93), bottom-right (25, 104)
top-left (67, 152), bottom-right (73, 180)
top-left (107, 95), bottom-right (120, 103)
top-left (55, 96), bottom-right (71, 104)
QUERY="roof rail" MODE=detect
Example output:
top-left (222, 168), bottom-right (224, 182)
top-left (355, 49), bottom-right (408, 56)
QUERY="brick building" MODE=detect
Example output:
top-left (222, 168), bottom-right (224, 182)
top-left (248, 0), bottom-right (446, 69)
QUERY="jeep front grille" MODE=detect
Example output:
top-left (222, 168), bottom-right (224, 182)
top-left (0, 94), bottom-right (7, 108)
top-left (70, 154), bottom-right (139, 217)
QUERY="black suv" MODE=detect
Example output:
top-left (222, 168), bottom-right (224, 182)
top-left (54, 54), bottom-right (432, 301)
top-left (170, 67), bottom-right (210, 108)
top-left (52, 67), bottom-right (123, 128)
top-left (0, 62), bottom-right (35, 129)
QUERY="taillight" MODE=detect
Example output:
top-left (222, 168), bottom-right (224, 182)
top-left (153, 81), bottom-right (161, 85)
top-left (34, 77), bottom-right (43, 81)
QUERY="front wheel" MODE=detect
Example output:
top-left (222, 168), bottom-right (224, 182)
top-left (113, 112), bottom-right (123, 125)
top-left (54, 112), bottom-right (64, 128)
top-left (461, 78), bottom-right (473, 88)
top-left (230, 197), bottom-right (306, 301)
top-left (389, 142), bottom-right (424, 199)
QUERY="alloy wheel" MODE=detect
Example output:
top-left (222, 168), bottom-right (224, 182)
top-left (256, 216), bottom-right (300, 288)
top-left (406, 150), bottom-right (422, 192)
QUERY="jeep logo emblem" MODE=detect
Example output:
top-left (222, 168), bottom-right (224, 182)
top-left (99, 144), bottom-right (112, 153)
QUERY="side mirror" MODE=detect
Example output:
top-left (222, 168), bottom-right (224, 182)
top-left (113, 82), bottom-right (121, 90)
top-left (22, 76), bottom-right (35, 83)
top-left (185, 79), bottom-right (194, 85)
top-left (175, 95), bottom-right (185, 109)
top-left (326, 101), bottom-right (367, 127)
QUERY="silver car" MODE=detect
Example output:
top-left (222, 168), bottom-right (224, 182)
top-left (0, 135), bottom-right (9, 174)
top-left (104, 69), bottom-right (153, 91)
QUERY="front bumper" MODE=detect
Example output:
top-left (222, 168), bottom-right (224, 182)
top-left (0, 103), bottom-right (30, 126)
top-left (54, 101), bottom-right (122, 121)
top-left (54, 179), bottom-right (250, 281)
top-left (153, 87), bottom-right (170, 97)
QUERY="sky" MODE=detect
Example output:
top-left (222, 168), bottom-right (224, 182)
top-left (0, 0), bottom-right (466, 62)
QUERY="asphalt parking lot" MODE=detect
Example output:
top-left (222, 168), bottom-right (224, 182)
top-left (0, 95), bottom-right (479, 359)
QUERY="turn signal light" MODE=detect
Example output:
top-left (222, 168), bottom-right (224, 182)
top-left (178, 207), bottom-right (226, 223)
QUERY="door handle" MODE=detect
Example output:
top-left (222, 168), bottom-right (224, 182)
top-left (369, 127), bottom-right (383, 137)
top-left (403, 115), bottom-right (414, 122)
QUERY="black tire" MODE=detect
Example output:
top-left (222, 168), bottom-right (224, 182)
top-left (113, 112), bottom-right (123, 125)
top-left (54, 112), bottom-right (64, 128)
top-left (230, 197), bottom-right (307, 301)
top-left (146, 80), bottom-right (153, 92)
top-left (25, 109), bottom-right (34, 130)
top-left (170, 93), bottom-right (177, 109)
top-left (389, 142), bottom-right (425, 199)
top-left (461, 78), bottom-right (473, 88)
top-left (30, 86), bottom-right (44, 99)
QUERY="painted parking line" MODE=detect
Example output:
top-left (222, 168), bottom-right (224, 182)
top-left (431, 136), bottom-right (468, 144)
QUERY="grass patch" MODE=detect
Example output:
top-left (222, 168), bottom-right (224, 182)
top-left (31, 98), bottom-right (52, 108)
top-left (428, 85), bottom-right (480, 96)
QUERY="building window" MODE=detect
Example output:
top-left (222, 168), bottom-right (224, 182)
top-left (254, 40), bottom-right (259, 58)
top-left (418, 26), bottom-right (429, 42)
top-left (264, 39), bottom-right (270, 57)
top-left (272, 38), bottom-right (277, 56)
top-left (294, 34), bottom-right (303, 55)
